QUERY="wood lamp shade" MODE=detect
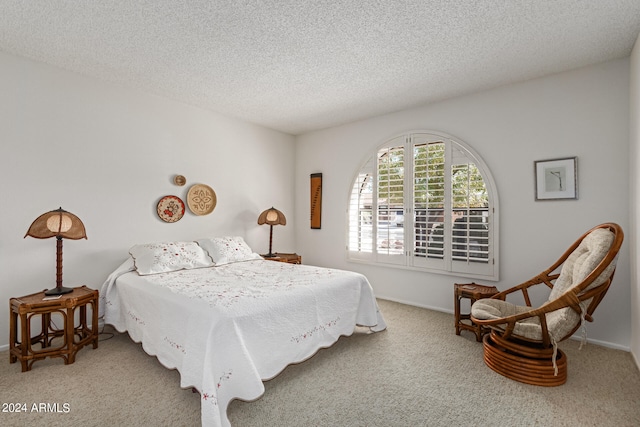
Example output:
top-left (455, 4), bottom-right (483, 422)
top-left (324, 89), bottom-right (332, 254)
top-left (257, 207), bottom-right (286, 258)
top-left (24, 207), bottom-right (87, 296)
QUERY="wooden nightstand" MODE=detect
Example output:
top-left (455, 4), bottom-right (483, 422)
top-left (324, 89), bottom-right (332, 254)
top-left (454, 282), bottom-right (498, 341)
top-left (9, 285), bottom-right (99, 372)
top-left (261, 253), bottom-right (302, 264)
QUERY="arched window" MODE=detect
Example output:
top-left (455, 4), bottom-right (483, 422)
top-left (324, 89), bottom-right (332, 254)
top-left (347, 132), bottom-right (499, 280)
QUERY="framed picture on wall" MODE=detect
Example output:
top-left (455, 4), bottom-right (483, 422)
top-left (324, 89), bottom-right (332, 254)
top-left (534, 157), bottom-right (578, 201)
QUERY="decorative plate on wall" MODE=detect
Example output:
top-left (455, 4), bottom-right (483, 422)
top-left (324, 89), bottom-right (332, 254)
top-left (187, 184), bottom-right (217, 216)
top-left (174, 175), bottom-right (186, 186)
top-left (157, 195), bottom-right (185, 223)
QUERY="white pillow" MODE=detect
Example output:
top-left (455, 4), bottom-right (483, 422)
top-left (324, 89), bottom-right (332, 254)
top-left (196, 236), bottom-right (262, 266)
top-left (129, 241), bottom-right (214, 275)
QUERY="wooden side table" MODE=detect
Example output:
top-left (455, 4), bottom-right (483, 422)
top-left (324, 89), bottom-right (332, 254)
top-left (9, 285), bottom-right (99, 372)
top-left (454, 282), bottom-right (498, 341)
top-left (262, 253), bottom-right (302, 264)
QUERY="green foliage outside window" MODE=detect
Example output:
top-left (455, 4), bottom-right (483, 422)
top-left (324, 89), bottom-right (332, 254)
top-left (378, 142), bottom-right (488, 210)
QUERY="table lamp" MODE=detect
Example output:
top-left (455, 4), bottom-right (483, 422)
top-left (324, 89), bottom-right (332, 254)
top-left (257, 207), bottom-right (286, 257)
top-left (25, 207), bottom-right (87, 296)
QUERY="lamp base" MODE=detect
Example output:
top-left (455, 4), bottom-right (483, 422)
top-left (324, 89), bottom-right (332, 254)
top-left (262, 253), bottom-right (276, 258)
top-left (45, 286), bottom-right (74, 296)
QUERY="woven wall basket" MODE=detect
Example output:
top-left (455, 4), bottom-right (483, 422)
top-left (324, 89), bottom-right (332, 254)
top-left (187, 184), bottom-right (217, 215)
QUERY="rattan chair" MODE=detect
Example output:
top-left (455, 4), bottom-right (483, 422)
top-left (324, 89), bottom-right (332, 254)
top-left (470, 223), bottom-right (623, 386)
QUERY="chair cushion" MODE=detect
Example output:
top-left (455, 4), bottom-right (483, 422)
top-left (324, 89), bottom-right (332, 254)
top-left (549, 228), bottom-right (615, 301)
top-left (471, 299), bottom-right (544, 340)
top-left (546, 227), bottom-right (617, 340)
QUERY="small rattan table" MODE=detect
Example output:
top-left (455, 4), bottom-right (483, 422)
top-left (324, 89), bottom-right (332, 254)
top-left (454, 282), bottom-right (498, 341)
top-left (9, 286), bottom-right (99, 372)
top-left (261, 253), bottom-right (302, 264)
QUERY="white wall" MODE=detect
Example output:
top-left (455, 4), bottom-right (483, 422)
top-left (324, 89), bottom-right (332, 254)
top-left (0, 52), bottom-right (296, 347)
top-left (295, 58), bottom-right (632, 349)
top-left (630, 33), bottom-right (640, 365)
top-left (1, 50), bottom-right (633, 353)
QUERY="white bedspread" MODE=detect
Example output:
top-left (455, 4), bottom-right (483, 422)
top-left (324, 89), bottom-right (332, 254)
top-left (99, 259), bottom-right (386, 427)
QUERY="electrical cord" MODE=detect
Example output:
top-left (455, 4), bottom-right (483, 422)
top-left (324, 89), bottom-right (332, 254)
top-left (98, 315), bottom-right (114, 342)
top-left (42, 313), bottom-right (114, 342)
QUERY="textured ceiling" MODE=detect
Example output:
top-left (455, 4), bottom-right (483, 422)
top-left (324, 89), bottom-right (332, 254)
top-left (1, 1), bottom-right (639, 135)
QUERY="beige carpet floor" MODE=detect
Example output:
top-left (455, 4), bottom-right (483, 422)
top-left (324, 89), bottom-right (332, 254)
top-left (1, 299), bottom-right (639, 427)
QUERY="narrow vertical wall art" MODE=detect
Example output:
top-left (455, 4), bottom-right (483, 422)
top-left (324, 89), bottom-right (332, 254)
top-left (310, 173), bottom-right (322, 229)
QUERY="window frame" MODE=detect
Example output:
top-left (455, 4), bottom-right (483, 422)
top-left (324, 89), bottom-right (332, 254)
top-left (346, 131), bottom-right (500, 281)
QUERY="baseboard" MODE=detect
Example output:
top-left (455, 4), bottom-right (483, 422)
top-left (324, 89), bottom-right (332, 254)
top-left (570, 335), bottom-right (630, 352)
top-left (377, 296), bottom-right (632, 352)
top-left (632, 350), bottom-right (640, 372)
top-left (376, 295), bottom-right (454, 315)
top-left (0, 343), bottom-right (8, 352)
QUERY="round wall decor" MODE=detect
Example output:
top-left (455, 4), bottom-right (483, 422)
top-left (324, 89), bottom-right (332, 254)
top-left (187, 184), bottom-right (217, 215)
top-left (157, 195), bottom-right (185, 222)
top-left (174, 175), bottom-right (186, 186)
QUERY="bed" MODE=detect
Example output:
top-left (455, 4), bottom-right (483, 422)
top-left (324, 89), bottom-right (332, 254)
top-left (99, 237), bottom-right (386, 427)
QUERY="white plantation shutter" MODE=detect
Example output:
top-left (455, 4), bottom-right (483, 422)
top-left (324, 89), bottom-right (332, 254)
top-left (412, 138), bottom-right (446, 270)
top-left (347, 131), bottom-right (499, 281)
top-left (376, 142), bottom-right (405, 265)
top-left (348, 158), bottom-right (374, 260)
top-left (450, 160), bottom-right (492, 276)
